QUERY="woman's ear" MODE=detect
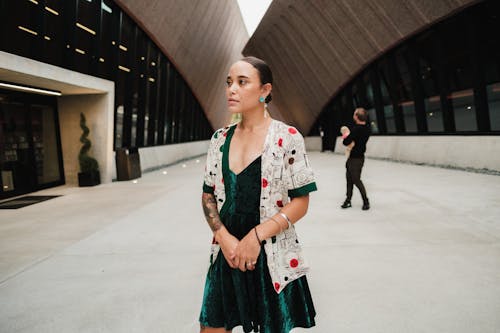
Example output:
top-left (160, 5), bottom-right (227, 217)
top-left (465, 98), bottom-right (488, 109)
top-left (262, 83), bottom-right (272, 98)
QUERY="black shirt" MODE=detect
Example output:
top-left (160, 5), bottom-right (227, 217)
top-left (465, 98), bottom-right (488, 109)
top-left (343, 124), bottom-right (370, 158)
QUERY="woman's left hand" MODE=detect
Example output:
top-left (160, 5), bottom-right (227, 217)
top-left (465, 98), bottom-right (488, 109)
top-left (234, 229), bottom-right (261, 272)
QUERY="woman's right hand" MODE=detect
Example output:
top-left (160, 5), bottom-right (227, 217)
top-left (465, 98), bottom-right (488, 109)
top-left (215, 228), bottom-right (239, 268)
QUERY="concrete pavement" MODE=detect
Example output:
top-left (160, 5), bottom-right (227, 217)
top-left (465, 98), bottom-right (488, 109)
top-left (1, 152), bottom-right (499, 333)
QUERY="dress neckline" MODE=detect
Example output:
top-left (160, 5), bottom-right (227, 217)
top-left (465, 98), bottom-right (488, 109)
top-left (223, 120), bottom-right (273, 176)
top-left (229, 155), bottom-right (262, 176)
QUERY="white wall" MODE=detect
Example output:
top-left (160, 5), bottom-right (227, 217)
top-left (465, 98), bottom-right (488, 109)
top-left (59, 94), bottom-right (114, 185)
top-left (305, 136), bottom-right (322, 152)
top-left (110, 140), bottom-right (211, 180)
top-left (331, 135), bottom-right (500, 172)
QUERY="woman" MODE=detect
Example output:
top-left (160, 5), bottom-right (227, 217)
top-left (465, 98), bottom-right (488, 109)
top-left (199, 56), bottom-right (317, 333)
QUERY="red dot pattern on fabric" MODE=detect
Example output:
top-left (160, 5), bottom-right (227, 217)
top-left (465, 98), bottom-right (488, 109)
top-left (277, 200), bottom-right (283, 207)
top-left (288, 127), bottom-right (297, 134)
top-left (290, 258), bottom-right (299, 268)
top-left (274, 282), bottom-right (280, 292)
top-left (278, 138), bottom-right (283, 147)
top-left (223, 132), bottom-right (227, 137)
top-left (262, 178), bottom-right (268, 188)
top-left (221, 178), bottom-right (224, 184)
top-left (213, 185), bottom-right (216, 191)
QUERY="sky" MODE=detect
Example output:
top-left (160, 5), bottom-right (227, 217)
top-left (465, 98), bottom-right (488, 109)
top-left (236, 0), bottom-right (273, 36)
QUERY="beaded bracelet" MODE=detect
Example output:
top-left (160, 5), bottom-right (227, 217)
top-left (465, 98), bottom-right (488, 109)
top-left (254, 227), bottom-right (262, 244)
top-left (278, 212), bottom-right (293, 229)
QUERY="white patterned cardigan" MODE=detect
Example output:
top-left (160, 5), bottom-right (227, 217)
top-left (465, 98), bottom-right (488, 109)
top-left (203, 119), bottom-right (317, 294)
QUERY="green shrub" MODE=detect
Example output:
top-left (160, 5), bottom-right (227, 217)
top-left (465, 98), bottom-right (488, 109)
top-left (78, 113), bottom-right (99, 173)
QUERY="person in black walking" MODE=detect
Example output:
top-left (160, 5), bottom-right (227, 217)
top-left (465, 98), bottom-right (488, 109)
top-left (341, 108), bottom-right (370, 210)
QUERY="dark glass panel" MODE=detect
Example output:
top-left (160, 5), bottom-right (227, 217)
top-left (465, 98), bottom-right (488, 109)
top-left (146, 47), bottom-right (160, 146)
top-left (487, 83), bottom-right (500, 131)
top-left (98, 0), bottom-right (119, 80)
top-left (424, 96), bottom-right (444, 132)
top-left (2, 1), bottom-right (40, 59)
top-left (31, 104), bottom-right (61, 185)
top-left (415, 31), bottom-right (444, 133)
top-left (394, 49), bottom-right (417, 133)
top-left (42, 0), bottom-right (63, 65)
top-left (450, 89), bottom-right (476, 131)
top-left (363, 72), bottom-right (378, 133)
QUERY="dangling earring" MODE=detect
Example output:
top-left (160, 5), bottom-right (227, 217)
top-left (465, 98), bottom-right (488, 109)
top-left (259, 96), bottom-right (267, 118)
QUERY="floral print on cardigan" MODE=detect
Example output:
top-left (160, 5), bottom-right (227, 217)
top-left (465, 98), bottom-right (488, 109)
top-left (203, 119), bottom-right (317, 293)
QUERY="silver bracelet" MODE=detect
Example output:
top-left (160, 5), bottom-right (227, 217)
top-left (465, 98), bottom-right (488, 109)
top-left (278, 212), bottom-right (292, 229)
top-left (269, 216), bottom-right (283, 233)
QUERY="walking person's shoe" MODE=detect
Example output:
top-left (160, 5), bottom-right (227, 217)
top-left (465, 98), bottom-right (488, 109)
top-left (341, 200), bottom-right (352, 209)
top-left (362, 199), bottom-right (370, 210)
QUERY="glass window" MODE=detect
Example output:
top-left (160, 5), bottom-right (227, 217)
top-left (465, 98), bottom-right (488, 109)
top-left (450, 89), bottom-right (476, 131)
top-left (487, 83), bottom-right (500, 131)
top-left (367, 108), bottom-right (378, 133)
top-left (74, 0), bottom-right (98, 74)
top-left (164, 63), bottom-right (175, 144)
top-left (43, 0), bottom-right (63, 65)
top-left (340, 92), bottom-right (352, 127)
top-left (31, 104), bottom-right (61, 185)
top-left (395, 49), bottom-right (418, 133)
top-left (114, 70), bottom-right (127, 147)
top-left (418, 49), bottom-right (444, 132)
top-left (477, 2), bottom-right (500, 131)
top-left (4, 1), bottom-right (39, 59)
top-left (146, 46), bottom-right (160, 146)
top-left (115, 105), bottom-right (124, 148)
top-left (379, 73), bottom-right (396, 133)
top-left (0, 92), bottom-right (63, 198)
top-left (131, 99), bottom-right (138, 147)
top-left (400, 101), bottom-right (417, 132)
top-left (425, 96), bottom-right (444, 132)
top-left (384, 106), bottom-right (396, 133)
top-left (99, 0), bottom-right (118, 80)
top-left (363, 74), bottom-right (379, 133)
top-left (0, 101), bottom-right (31, 194)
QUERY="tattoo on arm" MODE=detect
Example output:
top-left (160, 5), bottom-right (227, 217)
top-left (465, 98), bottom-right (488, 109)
top-left (202, 192), bottom-right (223, 233)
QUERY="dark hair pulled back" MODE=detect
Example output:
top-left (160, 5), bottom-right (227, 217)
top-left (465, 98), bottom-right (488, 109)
top-left (241, 56), bottom-right (273, 103)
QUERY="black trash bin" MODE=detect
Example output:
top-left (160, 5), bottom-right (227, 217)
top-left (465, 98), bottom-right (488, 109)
top-left (116, 147), bottom-right (141, 181)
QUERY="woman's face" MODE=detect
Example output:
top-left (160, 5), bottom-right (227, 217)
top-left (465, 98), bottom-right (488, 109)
top-left (226, 61), bottom-right (269, 114)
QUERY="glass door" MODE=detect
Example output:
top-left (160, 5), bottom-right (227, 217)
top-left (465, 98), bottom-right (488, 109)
top-left (0, 98), bottom-right (35, 197)
top-left (0, 89), bottom-right (64, 199)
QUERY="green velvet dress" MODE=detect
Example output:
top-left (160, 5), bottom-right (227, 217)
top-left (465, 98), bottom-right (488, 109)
top-left (199, 130), bottom-right (316, 332)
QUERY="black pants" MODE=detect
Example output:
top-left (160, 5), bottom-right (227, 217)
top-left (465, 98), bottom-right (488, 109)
top-left (345, 157), bottom-right (368, 202)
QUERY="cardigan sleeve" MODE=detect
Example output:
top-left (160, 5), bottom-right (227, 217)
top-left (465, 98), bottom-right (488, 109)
top-left (283, 127), bottom-right (318, 198)
top-left (202, 131), bottom-right (219, 194)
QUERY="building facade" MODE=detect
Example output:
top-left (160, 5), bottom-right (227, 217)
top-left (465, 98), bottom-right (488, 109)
top-left (0, 0), bottom-right (247, 199)
top-left (245, 0), bottom-right (500, 172)
top-left (312, 0), bottom-right (500, 141)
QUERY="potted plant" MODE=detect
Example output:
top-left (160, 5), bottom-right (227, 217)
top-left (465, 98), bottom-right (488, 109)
top-left (78, 112), bottom-right (100, 186)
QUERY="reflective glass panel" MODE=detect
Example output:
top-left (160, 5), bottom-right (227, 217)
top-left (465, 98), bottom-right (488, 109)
top-left (487, 83), bottom-right (500, 131)
top-left (367, 108), bottom-right (378, 133)
top-left (424, 96), bottom-right (444, 132)
top-left (31, 104), bottom-right (61, 184)
top-left (450, 89), bottom-right (477, 131)
top-left (400, 101), bottom-right (417, 133)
